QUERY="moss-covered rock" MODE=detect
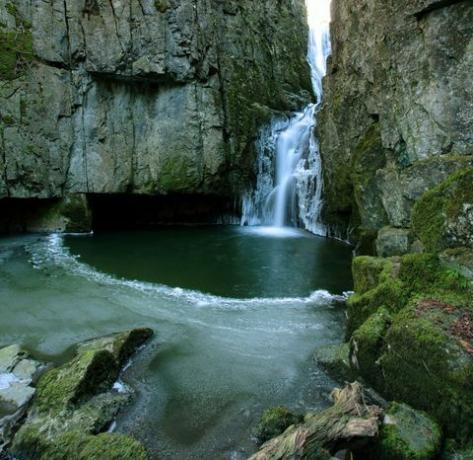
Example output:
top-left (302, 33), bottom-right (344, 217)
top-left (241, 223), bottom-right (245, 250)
top-left (380, 299), bottom-right (473, 442)
top-left (14, 428), bottom-right (148, 460)
top-left (441, 440), bottom-right (473, 460)
top-left (348, 253), bottom-right (472, 338)
top-left (347, 256), bottom-right (402, 336)
top-left (362, 402), bottom-right (442, 460)
top-left (314, 343), bottom-right (357, 383)
top-left (412, 167), bottom-right (473, 253)
top-left (376, 226), bottom-right (413, 257)
top-left (11, 329), bottom-right (153, 460)
top-left (440, 248), bottom-right (473, 282)
top-left (350, 307), bottom-right (391, 390)
top-left (255, 406), bottom-right (303, 445)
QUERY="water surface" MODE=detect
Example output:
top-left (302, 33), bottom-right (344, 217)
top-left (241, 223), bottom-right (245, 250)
top-left (0, 227), bottom-right (352, 459)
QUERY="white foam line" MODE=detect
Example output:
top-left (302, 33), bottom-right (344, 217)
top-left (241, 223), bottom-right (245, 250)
top-left (25, 234), bottom-right (349, 309)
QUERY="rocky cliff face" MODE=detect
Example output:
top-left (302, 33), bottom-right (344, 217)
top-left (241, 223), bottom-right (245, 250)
top-left (0, 0), bottom-right (311, 203)
top-left (318, 0), bottom-right (473, 254)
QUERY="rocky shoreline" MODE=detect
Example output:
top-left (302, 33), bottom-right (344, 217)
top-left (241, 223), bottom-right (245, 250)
top-left (251, 168), bottom-right (473, 460)
top-left (0, 328), bottom-right (153, 460)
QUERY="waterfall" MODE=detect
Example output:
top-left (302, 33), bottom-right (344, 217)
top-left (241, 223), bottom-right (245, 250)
top-left (241, 0), bottom-right (331, 236)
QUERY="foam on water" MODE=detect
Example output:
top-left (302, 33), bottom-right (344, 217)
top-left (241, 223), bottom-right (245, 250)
top-left (24, 234), bottom-right (347, 310)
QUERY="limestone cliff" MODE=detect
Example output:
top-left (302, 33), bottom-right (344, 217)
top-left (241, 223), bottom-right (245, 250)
top-left (318, 0), bottom-right (473, 254)
top-left (0, 0), bottom-right (311, 202)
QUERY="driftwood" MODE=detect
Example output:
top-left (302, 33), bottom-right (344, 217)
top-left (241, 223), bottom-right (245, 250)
top-left (249, 382), bottom-right (383, 460)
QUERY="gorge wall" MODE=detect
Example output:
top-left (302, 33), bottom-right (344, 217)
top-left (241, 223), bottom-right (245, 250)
top-left (318, 0), bottom-right (473, 254)
top-left (0, 0), bottom-right (311, 230)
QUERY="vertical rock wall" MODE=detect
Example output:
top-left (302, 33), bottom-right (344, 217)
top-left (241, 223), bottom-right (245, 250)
top-left (318, 0), bottom-right (473, 253)
top-left (0, 0), bottom-right (312, 200)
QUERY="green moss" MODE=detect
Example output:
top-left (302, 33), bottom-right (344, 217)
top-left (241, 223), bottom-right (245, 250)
top-left (350, 307), bottom-right (391, 390)
top-left (380, 300), bottom-right (473, 442)
top-left (412, 167), bottom-right (473, 252)
top-left (36, 349), bottom-right (118, 413)
top-left (1, 115), bottom-right (14, 125)
top-left (77, 433), bottom-right (148, 460)
top-left (352, 256), bottom-right (394, 295)
top-left (364, 402), bottom-right (442, 460)
top-left (255, 406), bottom-right (303, 444)
top-left (441, 440), bottom-right (473, 460)
top-left (14, 429), bottom-right (148, 460)
top-left (154, 0), bottom-right (170, 13)
top-left (0, 29), bottom-right (33, 80)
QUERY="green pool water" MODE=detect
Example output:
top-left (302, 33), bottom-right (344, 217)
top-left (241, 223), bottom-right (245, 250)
top-left (0, 226), bottom-right (353, 459)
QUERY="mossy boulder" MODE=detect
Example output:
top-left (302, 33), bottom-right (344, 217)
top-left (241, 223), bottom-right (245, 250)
top-left (412, 167), bottom-right (473, 253)
top-left (255, 406), bottom-right (303, 445)
top-left (350, 307), bottom-right (391, 390)
top-left (11, 329), bottom-right (152, 460)
top-left (440, 248), bottom-right (473, 282)
top-left (348, 253), bottom-right (472, 337)
top-left (14, 428), bottom-right (147, 460)
top-left (362, 402), bottom-right (442, 460)
top-left (314, 343), bottom-right (357, 382)
top-left (380, 299), bottom-right (473, 442)
top-left (441, 440), bottom-right (473, 460)
top-left (347, 256), bottom-right (402, 336)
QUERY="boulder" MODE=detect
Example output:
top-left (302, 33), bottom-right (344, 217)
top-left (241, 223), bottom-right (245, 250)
top-left (11, 329), bottom-right (153, 460)
top-left (0, 345), bottom-right (45, 452)
top-left (376, 227), bottom-right (412, 257)
top-left (314, 343), bottom-right (357, 383)
top-left (361, 402), bottom-right (442, 460)
top-left (380, 300), bottom-right (473, 442)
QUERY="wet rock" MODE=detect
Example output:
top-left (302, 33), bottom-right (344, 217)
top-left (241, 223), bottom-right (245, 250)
top-left (314, 343), bottom-right (357, 383)
top-left (11, 329), bottom-right (153, 460)
top-left (361, 402), bottom-right (442, 460)
top-left (0, 345), bottom-right (45, 453)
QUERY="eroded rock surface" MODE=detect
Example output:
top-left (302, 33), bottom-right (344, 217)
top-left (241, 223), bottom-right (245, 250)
top-left (318, 0), bottom-right (473, 251)
top-left (0, 0), bottom-right (311, 200)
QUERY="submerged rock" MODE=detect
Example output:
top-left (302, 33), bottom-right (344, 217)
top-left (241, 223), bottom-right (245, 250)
top-left (11, 328), bottom-right (153, 460)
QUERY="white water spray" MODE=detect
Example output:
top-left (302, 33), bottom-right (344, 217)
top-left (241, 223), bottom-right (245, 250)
top-left (241, 0), bottom-right (332, 236)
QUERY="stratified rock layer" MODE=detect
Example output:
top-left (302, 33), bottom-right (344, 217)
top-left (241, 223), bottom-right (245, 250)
top-left (0, 0), bottom-right (311, 200)
top-left (318, 0), bottom-right (473, 249)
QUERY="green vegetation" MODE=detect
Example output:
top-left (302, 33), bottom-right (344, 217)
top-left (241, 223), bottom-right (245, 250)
top-left (364, 403), bottom-right (442, 460)
top-left (255, 406), bottom-right (303, 444)
top-left (412, 167), bottom-right (473, 252)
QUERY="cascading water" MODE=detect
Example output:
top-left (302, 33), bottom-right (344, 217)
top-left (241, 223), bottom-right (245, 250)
top-left (241, 0), bottom-right (331, 236)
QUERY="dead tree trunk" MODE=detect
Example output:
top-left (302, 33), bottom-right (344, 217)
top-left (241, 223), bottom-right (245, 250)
top-left (249, 382), bottom-right (383, 460)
